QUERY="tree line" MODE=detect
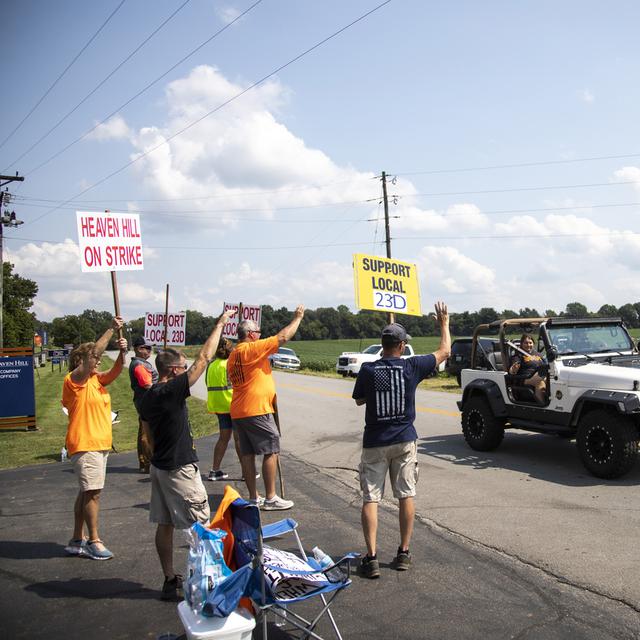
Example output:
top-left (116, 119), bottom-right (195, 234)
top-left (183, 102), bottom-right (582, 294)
top-left (4, 262), bottom-right (640, 348)
top-left (31, 301), bottom-right (640, 349)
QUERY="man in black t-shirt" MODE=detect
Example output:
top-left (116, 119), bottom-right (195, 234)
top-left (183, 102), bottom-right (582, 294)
top-left (352, 303), bottom-right (450, 579)
top-left (140, 309), bottom-right (234, 601)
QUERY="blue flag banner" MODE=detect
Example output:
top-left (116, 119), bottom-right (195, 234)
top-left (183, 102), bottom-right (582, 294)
top-left (0, 355), bottom-right (35, 418)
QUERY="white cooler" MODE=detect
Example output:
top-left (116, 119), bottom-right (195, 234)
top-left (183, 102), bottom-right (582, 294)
top-left (177, 602), bottom-right (256, 640)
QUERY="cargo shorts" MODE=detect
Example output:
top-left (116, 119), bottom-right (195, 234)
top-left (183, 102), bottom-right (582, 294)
top-left (359, 440), bottom-right (418, 503)
top-left (149, 463), bottom-right (210, 529)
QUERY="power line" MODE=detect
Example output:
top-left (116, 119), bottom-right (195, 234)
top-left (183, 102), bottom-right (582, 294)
top-left (3, 0), bottom-right (192, 172)
top-left (0, 0), bottom-right (127, 153)
top-left (14, 175), bottom-right (377, 204)
top-left (22, 0), bottom-right (265, 177)
top-left (15, 197), bottom-right (374, 216)
top-left (25, 0), bottom-right (392, 227)
top-left (393, 152), bottom-right (640, 176)
top-left (403, 179), bottom-right (640, 198)
top-left (8, 229), bottom-right (640, 251)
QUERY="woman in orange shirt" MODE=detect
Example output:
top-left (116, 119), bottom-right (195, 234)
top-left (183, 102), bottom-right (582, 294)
top-left (62, 316), bottom-right (128, 560)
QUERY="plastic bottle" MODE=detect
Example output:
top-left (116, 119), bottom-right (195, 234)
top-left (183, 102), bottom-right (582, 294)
top-left (312, 546), bottom-right (333, 569)
top-left (274, 605), bottom-right (287, 627)
top-left (60, 447), bottom-right (68, 462)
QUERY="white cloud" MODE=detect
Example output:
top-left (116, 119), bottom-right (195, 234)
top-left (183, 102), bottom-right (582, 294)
top-left (579, 89), bottom-right (595, 103)
top-left (87, 114), bottom-right (131, 141)
top-left (613, 165), bottom-right (640, 190)
top-left (126, 66), bottom-right (388, 232)
top-left (416, 246), bottom-right (496, 295)
top-left (215, 5), bottom-right (242, 25)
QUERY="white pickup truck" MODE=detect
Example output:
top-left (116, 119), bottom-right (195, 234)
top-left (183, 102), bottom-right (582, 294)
top-left (336, 343), bottom-right (416, 377)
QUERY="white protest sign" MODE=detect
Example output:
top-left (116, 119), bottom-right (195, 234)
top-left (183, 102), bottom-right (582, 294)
top-left (76, 211), bottom-right (143, 272)
top-left (222, 302), bottom-right (262, 339)
top-left (144, 312), bottom-right (187, 346)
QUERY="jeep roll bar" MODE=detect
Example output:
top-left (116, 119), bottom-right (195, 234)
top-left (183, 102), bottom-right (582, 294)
top-left (470, 318), bottom-right (549, 371)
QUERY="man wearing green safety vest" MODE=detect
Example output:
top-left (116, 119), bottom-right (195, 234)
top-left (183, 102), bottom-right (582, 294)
top-left (205, 338), bottom-right (243, 481)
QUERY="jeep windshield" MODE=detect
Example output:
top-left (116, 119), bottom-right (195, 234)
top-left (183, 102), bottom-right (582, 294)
top-left (547, 324), bottom-right (634, 355)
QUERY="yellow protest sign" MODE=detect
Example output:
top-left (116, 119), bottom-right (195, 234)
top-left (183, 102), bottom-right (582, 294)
top-left (353, 253), bottom-right (422, 316)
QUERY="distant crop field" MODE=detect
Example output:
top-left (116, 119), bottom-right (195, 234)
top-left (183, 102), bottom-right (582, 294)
top-left (184, 336), bottom-right (458, 371)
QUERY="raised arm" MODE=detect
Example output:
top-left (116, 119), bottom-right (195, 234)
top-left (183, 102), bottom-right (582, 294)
top-left (98, 337), bottom-right (129, 386)
top-left (186, 309), bottom-right (236, 387)
top-left (431, 302), bottom-right (451, 366)
top-left (277, 305), bottom-right (305, 345)
top-left (70, 316), bottom-right (124, 384)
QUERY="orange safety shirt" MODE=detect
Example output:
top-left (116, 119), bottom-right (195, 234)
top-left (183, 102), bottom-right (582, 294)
top-left (227, 336), bottom-right (279, 419)
top-left (62, 372), bottom-right (113, 455)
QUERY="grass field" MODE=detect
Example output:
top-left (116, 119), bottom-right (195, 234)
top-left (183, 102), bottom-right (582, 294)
top-left (0, 357), bottom-right (218, 470)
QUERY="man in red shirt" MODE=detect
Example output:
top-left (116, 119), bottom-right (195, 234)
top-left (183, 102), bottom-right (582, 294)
top-left (129, 336), bottom-right (158, 472)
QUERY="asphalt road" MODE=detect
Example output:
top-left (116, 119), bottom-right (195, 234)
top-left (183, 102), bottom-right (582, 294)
top-left (210, 370), bottom-right (640, 612)
top-left (2, 444), bottom-right (640, 639)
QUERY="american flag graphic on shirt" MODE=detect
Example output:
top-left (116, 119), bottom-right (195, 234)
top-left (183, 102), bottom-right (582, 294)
top-left (374, 364), bottom-right (405, 420)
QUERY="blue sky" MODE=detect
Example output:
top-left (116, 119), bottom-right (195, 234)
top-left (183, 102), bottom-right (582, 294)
top-left (4, 0), bottom-right (640, 322)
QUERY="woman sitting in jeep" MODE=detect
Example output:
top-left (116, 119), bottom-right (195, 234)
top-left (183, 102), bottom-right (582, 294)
top-left (508, 334), bottom-right (546, 403)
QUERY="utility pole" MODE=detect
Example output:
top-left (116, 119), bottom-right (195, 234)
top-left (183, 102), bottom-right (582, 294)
top-left (0, 173), bottom-right (26, 348)
top-left (381, 171), bottom-right (394, 324)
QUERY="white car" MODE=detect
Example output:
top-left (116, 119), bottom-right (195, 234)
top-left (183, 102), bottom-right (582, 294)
top-left (269, 347), bottom-right (301, 371)
top-left (336, 343), bottom-right (415, 377)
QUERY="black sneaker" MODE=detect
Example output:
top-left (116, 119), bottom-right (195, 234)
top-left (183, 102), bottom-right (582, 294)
top-left (161, 574), bottom-right (184, 601)
top-left (393, 548), bottom-right (411, 571)
top-left (207, 469), bottom-right (228, 481)
top-left (360, 555), bottom-right (380, 579)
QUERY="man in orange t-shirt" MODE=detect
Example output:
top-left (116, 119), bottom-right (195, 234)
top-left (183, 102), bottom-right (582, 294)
top-left (227, 304), bottom-right (304, 510)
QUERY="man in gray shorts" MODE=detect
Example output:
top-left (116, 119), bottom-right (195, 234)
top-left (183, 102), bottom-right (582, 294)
top-left (352, 303), bottom-right (450, 578)
top-left (227, 305), bottom-right (305, 510)
top-left (140, 309), bottom-right (234, 601)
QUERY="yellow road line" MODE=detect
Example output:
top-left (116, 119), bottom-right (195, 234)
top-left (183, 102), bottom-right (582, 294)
top-left (277, 381), bottom-right (460, 417)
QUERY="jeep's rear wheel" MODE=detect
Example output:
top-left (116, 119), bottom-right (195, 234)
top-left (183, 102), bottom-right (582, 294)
top-left (461, 396), bottom-right (505, 451)
top-left (576, 410), bottom-right (639, 479)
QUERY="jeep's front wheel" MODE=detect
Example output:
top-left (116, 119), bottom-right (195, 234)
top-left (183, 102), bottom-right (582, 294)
top-left (461, 396), bottom-right (505, 451)
top-left (576, 410), bottom-right (639, 479)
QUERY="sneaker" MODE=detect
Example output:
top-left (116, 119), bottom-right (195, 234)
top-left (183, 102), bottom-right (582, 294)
top-left (240, 472), bottom-right (261, 481)
top-left (393, 548), bottom-right (411, 571)
top-left (360, 555), bottom-right (380, 579)
top-left (161, 574), bottom-right (184, 601)
top-left (247, 496), bottom-right (265, 507)
top-left (84, 540), bottom-right (114, 561)
top-left (64, 538), bottom-right (86, 556)
top-left (208, 469), bottom-right (229, 481)
top-left (262, 495), bottom-right (294, 511)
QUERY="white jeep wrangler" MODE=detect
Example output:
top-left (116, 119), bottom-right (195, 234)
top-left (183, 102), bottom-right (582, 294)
top-left (458, 316), bottom-right (640, 479)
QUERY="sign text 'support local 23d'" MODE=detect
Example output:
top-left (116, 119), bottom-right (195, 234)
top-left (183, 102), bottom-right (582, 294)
top-left (352, 253), bottom-right (422, 316)
top-left (144, 312), bottom-right (187, 346)
top-left (76, 211), bottom-right (144, 272)
top-left (222, 302), bottom-right (262, 339)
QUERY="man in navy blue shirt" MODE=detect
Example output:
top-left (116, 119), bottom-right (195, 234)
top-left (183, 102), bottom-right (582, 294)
top-left (353, 302), bottom-right (450, 578)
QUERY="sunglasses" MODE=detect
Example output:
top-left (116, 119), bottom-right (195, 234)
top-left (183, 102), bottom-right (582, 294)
top-left (172, 363), bottom-right (188, 370)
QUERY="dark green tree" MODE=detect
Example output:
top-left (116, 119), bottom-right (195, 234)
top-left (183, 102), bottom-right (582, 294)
top-left (596, 304), bottom-right (618, 317)
top-left (564, 302), bottom-right (589, 318)
top-left (618, 303), bottom-right (638, 328)
top-left (2, 262), bottom-right (38, 346)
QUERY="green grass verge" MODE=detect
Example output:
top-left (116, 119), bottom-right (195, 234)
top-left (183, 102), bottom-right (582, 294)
top-left (0, 357), bottom-right (219, 470)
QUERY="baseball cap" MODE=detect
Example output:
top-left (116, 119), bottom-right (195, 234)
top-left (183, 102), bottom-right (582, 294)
top-left (133, 336), bottom-right (152, 348)
top-left (381, 323), bottom-right (409, 342)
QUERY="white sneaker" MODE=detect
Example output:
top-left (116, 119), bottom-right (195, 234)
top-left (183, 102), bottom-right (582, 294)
top-left (247, 496), bottom-right (265, 507)
top-left (262, 495), bottom-right (294, 511)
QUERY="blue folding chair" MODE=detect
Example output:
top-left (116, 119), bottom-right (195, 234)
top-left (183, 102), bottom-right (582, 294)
top-left (204, 497), bottom-right (357, 640)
